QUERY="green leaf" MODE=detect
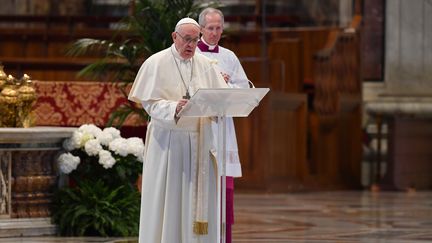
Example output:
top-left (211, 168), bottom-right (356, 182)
top-left (52, 179), bottom-right (140, 237)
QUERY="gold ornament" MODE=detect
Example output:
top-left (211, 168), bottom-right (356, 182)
top-left (0, 75), bottom-right (20, 127)
top-left (17, 74), bottom-right (37, 128)
top-left (0, 65), bottom-right (6, 91)
top-left (0, 73), bottom-right (37, 127)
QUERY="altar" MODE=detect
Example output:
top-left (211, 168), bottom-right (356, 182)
top-left (0, 126), bottom-right (75, 237)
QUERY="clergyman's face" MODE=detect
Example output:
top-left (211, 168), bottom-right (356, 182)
top-left (172, 24), bottom-right (200, 59)
top-left (201, 12), bottom-right (223, 45)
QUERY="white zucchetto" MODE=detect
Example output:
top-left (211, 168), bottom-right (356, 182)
top-left (175, 17), bottom-right (200, 29)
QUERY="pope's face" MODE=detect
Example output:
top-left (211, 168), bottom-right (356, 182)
top-left (172, 24), bottom-right (200, 59)
top-left (201, 12), bottom-right (223, 45)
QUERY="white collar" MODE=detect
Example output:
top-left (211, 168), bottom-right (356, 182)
top-left (200, 37), bottom-right (218, 51)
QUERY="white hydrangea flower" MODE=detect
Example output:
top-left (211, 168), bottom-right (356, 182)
top-left (126, 137), bottom-right (144, 162)
top-left (80, 132), bottom-right (94, 148)
top-left (62, 138), bottom-right (75, 151)
top-left (84, 139), bottom-right (103, 156)
top-left (57, 152), bottom-right (80, 174)
top-left (70, 130), bottom-right (94, 149)
top-left (97, 132), bottom-right (113, 147)
top-left (70, 130), bottom-right (84, 149)
top-left (103, 127), bottom-right (121, 139)
top-left (96, 127), bottom-right (120, 146)
top-left (78, 124), bottom-right (102, 138)
top-left (109, 137), bottom-right (129, 157)
top-left (98, 150), bottom-right (116, 169)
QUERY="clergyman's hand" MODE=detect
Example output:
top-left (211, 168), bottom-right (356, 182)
top-left (221, 72), bottom-right (230, 83)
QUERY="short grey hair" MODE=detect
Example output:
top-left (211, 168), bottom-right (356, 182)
top-left (198, 7), bottom-right (224, 27)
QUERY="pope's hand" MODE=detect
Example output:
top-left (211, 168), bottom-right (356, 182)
top-left (175, 99), bottom-right (188, 116)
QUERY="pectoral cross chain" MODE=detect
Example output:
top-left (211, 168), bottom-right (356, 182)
top-left (183, 91), bottom-right (191, 100)
top-left (171, 48), bottom-right (193, 101)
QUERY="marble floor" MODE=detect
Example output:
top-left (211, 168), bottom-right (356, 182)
top-left (233, 191), bottom-right (432, 243)
top-left (1, 190), bottom-right (431, 242)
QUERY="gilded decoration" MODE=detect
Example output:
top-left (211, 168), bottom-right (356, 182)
top-left (33, 81), bottom-right (143, 127)
top-left (0, 68), bottom-right (37, 128)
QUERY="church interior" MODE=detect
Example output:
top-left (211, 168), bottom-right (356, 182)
top-left (0, 0), bottom-right (431, 242)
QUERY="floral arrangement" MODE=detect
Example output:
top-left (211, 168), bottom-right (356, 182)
top-left (57, 124), bottom-right (143, 180)
top-left (52, 124), bottom-right (144, 237)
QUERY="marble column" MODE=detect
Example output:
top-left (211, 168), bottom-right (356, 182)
top-left (386, 0), bottom-right (432, 94)
top-left (0, 152), bottom-right (11, 216)
top-left (339, 0), bottom-right (353, 27)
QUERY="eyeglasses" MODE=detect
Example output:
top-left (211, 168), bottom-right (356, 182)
top-left (176, 32), bottom-right (200, 44)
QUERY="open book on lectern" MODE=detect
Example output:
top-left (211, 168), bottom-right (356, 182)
top-left (178, 88), bottom-right (270, 118)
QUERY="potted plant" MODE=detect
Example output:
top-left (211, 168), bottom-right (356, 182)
top-left (52, 124), bottom-right (144, 236)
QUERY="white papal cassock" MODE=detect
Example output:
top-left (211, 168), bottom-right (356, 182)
top-left (129, 44), bottom-right (227, 243)
top-left (196, 39), bottom-right (250, 178)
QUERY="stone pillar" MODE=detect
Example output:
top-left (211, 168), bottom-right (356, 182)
top-left (364, 0), bottom-right (432, 190)
top-left (339, 0), bottom-right (353, 27)
top-left (0, 152), bottom-right (11, 216)
top-left (386, 0), bottom-right (432, 94)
